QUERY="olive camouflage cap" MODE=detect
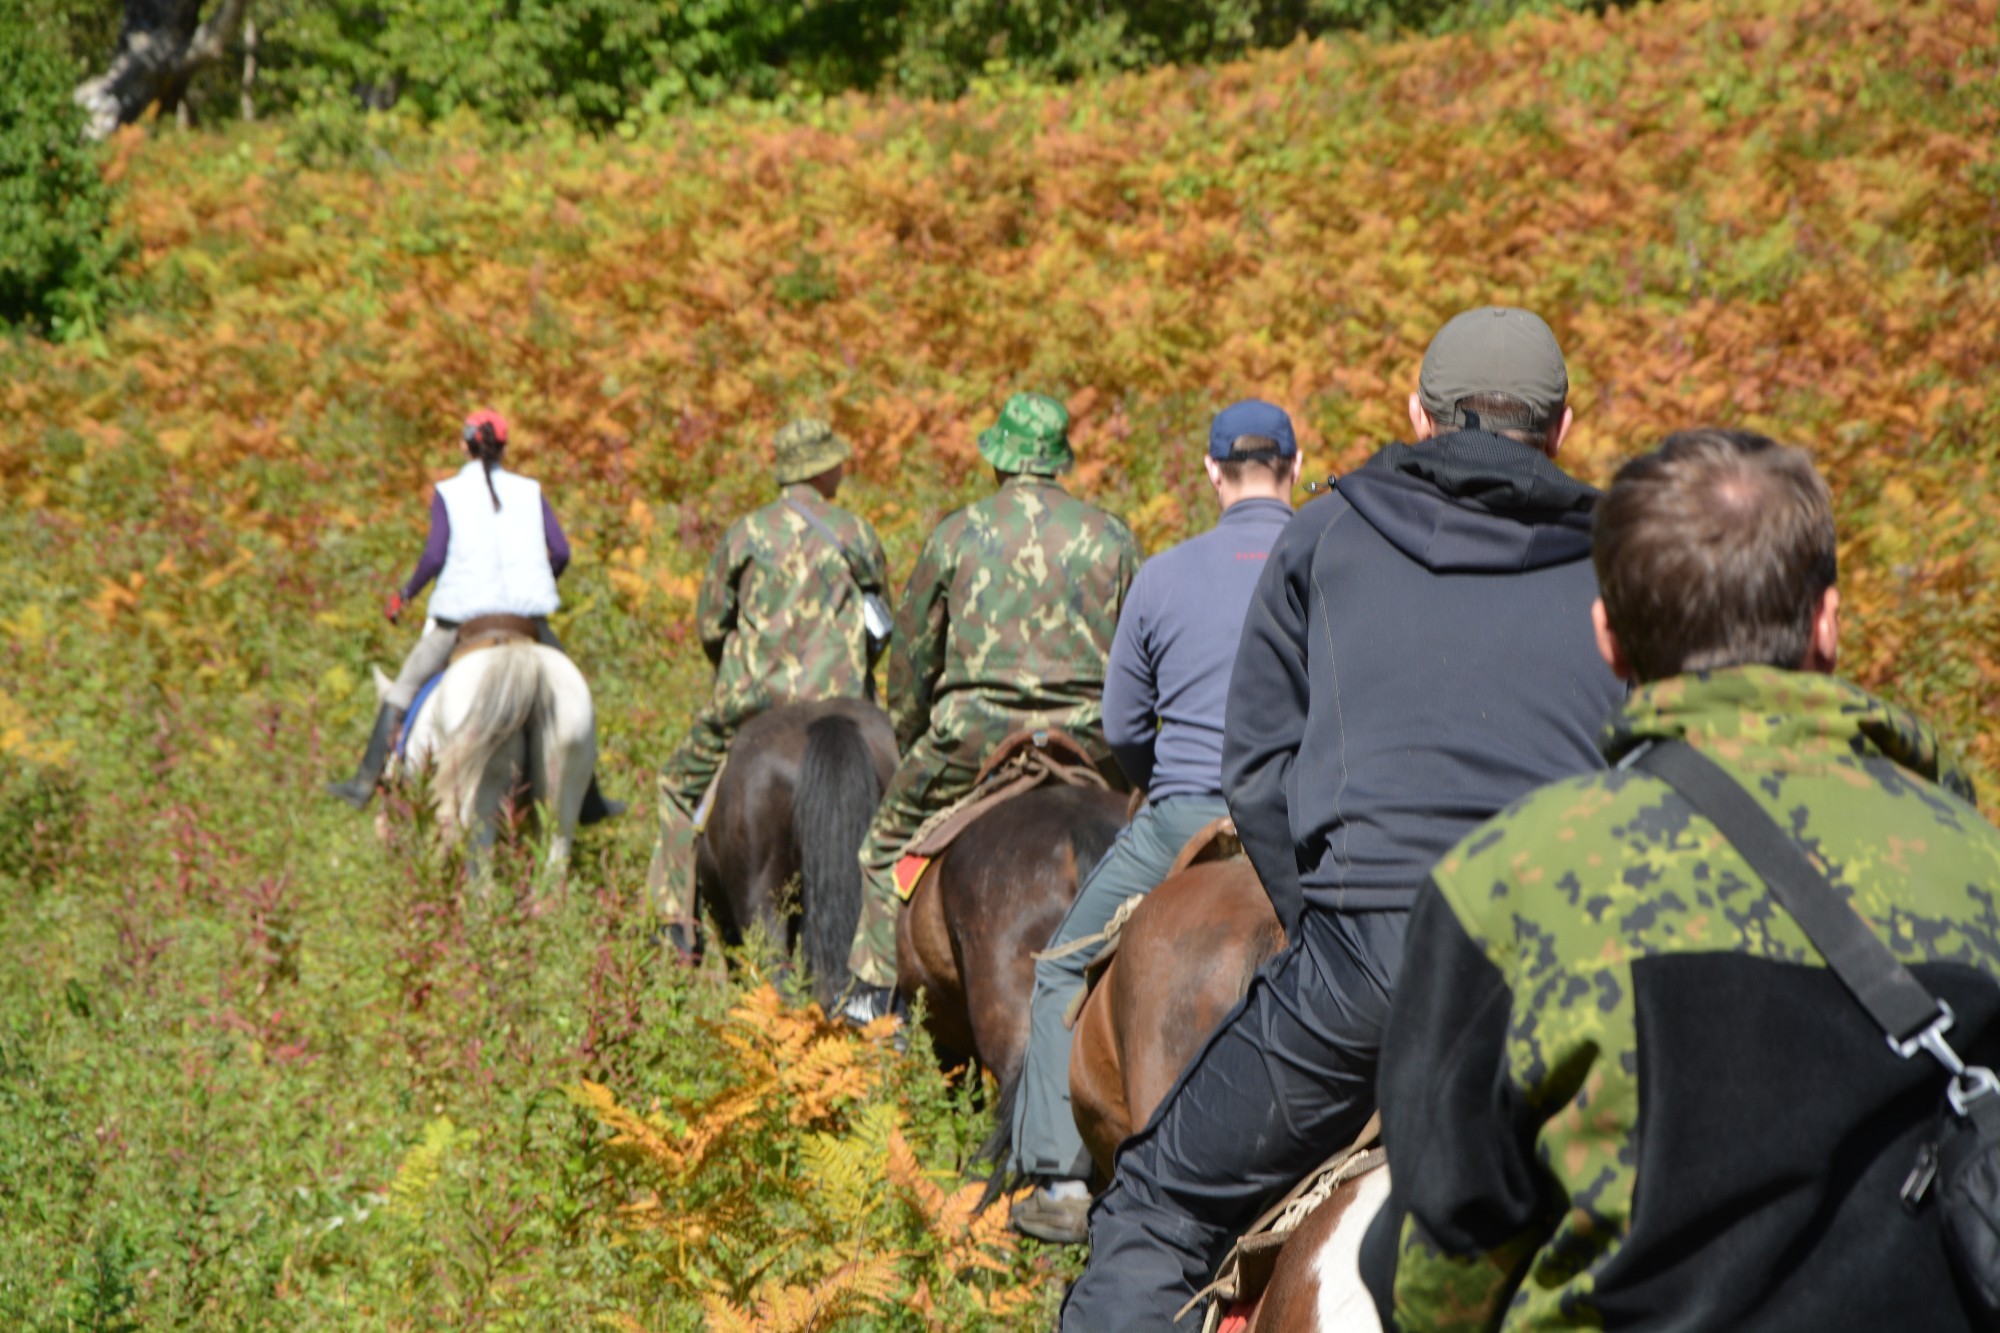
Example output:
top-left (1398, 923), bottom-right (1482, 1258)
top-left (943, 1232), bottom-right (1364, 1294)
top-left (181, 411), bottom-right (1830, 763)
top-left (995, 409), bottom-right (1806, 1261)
top-left (977, 392), bottom-right (1073, 476)
top-left (773, 417), bottom-right (852, 484)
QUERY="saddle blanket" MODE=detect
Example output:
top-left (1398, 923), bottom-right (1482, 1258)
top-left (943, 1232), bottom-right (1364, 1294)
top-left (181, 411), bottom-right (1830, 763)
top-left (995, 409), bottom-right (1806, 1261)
top-left (395, 672), bottom-right (445, 758)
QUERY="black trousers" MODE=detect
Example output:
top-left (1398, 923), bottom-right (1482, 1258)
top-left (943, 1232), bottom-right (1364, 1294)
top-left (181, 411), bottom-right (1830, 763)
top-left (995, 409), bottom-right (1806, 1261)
top-left (1060, 905), bottom-right (1409, 1332)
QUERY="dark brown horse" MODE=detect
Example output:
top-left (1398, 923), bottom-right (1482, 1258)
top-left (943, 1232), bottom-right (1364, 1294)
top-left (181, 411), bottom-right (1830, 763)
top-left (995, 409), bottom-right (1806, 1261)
top-left (696, 698), bottom-right (898, 1009)
top-left (1069, 855), bottom-right (1285, 1179)
top-left (896, 783), bottom-right (1128, 1092)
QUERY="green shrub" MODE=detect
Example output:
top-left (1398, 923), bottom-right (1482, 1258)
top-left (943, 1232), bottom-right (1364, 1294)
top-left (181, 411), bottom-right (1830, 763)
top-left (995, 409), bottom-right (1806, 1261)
top-left (0, 0), bottom-right (119, 336)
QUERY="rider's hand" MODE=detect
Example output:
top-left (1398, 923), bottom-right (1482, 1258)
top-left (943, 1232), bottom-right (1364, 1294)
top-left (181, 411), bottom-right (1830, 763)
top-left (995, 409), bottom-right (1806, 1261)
top-left (384, 591), bottom-right (405, 625)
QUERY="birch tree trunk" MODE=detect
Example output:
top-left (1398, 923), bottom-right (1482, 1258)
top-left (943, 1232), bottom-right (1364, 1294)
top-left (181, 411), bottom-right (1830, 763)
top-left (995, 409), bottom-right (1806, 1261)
top-left (73, 0), bottom-right (252, 140)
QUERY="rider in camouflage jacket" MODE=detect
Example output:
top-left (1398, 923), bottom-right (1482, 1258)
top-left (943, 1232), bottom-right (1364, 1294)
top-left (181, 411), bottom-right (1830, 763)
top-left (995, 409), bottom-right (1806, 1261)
top-left (651, 419), bottom-right (889, 940)
top-left (847, 392), bottom-right (1141, 994)
top-left (1364, 434), bottom-right (2000, 1332)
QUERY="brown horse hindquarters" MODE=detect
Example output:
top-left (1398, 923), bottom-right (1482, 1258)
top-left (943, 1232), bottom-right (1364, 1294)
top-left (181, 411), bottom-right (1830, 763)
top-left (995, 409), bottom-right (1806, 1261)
top-left (898, 783), bottom-right (1127, 1088)
top-left (896, 861), bottom-right (975, 1060)
top-left (1072, 857), bottom-right (1285, 1180)
top-left (700, 698), bottom-right (897, 1006)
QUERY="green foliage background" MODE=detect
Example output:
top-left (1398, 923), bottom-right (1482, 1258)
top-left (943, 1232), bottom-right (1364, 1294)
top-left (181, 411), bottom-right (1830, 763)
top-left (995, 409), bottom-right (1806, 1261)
top-left (0, 0), bottom-right (120, 334)
top-left (45, 0), bottom-right (1623, 130)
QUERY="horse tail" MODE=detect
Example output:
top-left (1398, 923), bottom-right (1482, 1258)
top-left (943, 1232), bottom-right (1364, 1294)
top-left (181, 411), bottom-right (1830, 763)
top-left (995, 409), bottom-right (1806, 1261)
top-left (436, 644), bottom-right (547, 831)
top-left (974, 1069), bottom-right (1019, 1211)
top-left (791, 713), bottom-right (881, 1011)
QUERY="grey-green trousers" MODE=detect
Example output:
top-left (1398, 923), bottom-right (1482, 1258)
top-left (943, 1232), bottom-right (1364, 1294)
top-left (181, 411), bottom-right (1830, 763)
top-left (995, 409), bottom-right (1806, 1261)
top-left (1007, 793), bottom-right (1230, 1181)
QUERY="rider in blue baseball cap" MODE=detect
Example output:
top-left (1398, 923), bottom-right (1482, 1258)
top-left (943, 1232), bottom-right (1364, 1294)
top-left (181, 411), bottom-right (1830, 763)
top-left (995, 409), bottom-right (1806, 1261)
top-left (1208, 398), bottom-right (1298, 461)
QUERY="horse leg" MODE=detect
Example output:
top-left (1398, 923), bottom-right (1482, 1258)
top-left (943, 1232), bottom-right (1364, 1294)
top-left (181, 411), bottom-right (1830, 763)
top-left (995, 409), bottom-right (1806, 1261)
top-left (536, 648), bottom-right (594, 872)
top-left (464, 730), bottom-right (526, 883)
top-left (1068, 961), bottom-right (1131, 1185)
top-left (897, 866), bottom-right (974, 1061)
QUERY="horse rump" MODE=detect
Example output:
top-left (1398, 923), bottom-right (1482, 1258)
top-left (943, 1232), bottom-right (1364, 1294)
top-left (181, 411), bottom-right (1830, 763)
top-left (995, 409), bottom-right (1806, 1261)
top-left (435, 643), bottom-right (552, 835)
top-left (972, 799), bottom-right (1124, 1209)
top-left (791, 713), bottom-right (882, 1009)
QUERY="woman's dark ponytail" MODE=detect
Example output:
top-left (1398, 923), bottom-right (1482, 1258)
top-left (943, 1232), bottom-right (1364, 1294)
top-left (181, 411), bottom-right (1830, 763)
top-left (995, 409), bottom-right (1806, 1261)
top-left (467, 422), bottom-right (504, 511)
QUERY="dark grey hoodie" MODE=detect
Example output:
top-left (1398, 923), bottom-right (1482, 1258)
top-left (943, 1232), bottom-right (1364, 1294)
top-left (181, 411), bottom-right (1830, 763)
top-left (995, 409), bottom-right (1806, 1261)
top-left (1222, 431), bottom-right (1627, 928)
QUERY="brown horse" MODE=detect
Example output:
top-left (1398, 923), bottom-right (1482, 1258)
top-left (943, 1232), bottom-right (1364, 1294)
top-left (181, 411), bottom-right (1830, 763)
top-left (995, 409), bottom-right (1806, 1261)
top-left (1069, 848), bottom-right (1388, 1331)
top-left (696, 698), bottom-right (898, 1009)
top-left (896, 783), bottom-right (1128, 1092)
top-left (1069, 855), bottom-right (1286, 1178)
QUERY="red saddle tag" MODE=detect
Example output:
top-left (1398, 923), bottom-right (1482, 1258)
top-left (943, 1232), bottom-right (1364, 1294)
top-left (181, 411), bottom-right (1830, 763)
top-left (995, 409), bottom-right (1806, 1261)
top-left (893, 854), bottom-right (931, 900)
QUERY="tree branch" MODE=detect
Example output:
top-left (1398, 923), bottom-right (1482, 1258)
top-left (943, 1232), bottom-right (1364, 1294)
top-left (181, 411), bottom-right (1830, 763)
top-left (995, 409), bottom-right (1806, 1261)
top-left (73, 0), bottom-right (253, 140)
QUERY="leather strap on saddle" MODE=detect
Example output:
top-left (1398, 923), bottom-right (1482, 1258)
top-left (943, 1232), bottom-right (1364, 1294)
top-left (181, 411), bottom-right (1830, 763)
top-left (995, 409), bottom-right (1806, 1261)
top-left (449, 613), bottom-right (540, 665)
top-left (902, 728), bottom-right (1110, 865)
top-left (1182, 1113), bottom-right (1387, 1330)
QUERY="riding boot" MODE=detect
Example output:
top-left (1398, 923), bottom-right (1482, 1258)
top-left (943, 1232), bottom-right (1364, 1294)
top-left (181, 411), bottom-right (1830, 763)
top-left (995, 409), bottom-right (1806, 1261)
top-left (648, 799), bottom-right (702, 957)
top-left (577, 775), bottom-right (625, 825)
top-left (327, 703), bottom-right (405, 809)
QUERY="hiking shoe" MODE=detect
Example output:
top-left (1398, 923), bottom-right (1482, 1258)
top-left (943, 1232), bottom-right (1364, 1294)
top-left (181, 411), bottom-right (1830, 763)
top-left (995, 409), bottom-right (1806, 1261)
top-left (836, 984), bottom-right (902, 1029)
top-left (654, 920), bottom-right (700, 966)
top-left (1010, 1186), bottom-right (1090, 1246)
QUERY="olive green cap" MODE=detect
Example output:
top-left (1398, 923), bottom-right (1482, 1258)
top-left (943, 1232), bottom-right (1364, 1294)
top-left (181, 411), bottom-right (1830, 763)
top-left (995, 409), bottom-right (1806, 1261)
top-left (1418, 306), bottom-right (1569, 433)
top-left (977, 392), bottom-right (1073, 476)
top-left (773, 417), bottom-right (851, 484)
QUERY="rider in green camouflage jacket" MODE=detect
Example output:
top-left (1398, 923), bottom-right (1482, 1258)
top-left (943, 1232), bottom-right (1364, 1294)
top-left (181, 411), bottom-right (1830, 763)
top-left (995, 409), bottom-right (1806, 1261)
top-left (1366, 432), bottom-right (2000, 1332)
top-left (847, 392), bottom-right (1142, 995)
top-left (650, 419), bottom-right (889, 943)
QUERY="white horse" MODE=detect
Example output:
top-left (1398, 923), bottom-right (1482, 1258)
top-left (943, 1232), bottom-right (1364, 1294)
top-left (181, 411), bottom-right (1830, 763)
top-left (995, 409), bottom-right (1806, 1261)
top-left (1202, 1155), bottom-right (1389, 1332)
top-left (373, 641), bottom-right (596, 869)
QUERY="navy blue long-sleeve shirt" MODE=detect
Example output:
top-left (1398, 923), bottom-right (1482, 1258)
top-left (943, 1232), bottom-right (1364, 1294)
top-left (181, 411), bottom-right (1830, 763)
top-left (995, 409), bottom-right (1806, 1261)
top-left (1103, 497), bottom-right (1293, 800)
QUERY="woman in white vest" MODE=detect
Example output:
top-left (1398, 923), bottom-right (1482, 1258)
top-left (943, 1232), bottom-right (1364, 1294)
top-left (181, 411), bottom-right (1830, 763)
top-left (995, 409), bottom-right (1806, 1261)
top-left (328, 410), bottom-right (620, 822)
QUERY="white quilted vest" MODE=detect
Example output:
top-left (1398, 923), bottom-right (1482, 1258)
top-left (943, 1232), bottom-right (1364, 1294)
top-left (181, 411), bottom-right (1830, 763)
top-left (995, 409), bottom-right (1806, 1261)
top-left (427, 463), bottom-right (561, 621)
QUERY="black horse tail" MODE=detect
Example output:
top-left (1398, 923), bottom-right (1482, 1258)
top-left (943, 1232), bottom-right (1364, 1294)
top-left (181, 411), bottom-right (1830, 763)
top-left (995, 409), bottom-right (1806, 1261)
top-left (792, 714), bottom-right (881, 1011)
top-left (974, 1072), bottom-right (1020, 1211)
top-left (974, 808), bottom-right (1122, 1211)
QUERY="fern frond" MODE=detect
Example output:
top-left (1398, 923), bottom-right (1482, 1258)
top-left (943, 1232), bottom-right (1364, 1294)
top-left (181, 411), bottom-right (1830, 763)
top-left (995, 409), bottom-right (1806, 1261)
top-left (571, 1080), bottom-right (689, 1174)
top-left (386, 1115), bottom-right (461, 1220)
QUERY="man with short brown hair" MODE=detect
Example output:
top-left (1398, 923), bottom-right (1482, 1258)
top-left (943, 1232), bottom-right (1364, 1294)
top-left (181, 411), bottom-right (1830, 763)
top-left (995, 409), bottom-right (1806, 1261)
top-left (1362, 429), bottom-right (2000, 1331)
top-left (1591, 427), bottom-right (1838, 680)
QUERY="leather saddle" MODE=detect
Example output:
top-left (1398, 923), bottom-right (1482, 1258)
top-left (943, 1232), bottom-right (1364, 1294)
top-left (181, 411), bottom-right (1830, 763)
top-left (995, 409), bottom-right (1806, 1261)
top-left (448, 613), bottom-right (540, 665)
top-left (906, 728), bottom-right (1110, 860)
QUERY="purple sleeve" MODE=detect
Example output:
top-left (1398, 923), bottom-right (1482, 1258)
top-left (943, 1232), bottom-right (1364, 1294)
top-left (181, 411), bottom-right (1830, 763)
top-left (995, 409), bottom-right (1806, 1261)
top-left (402, 493), bottom-right (450, 601)
top-left (543, 497), bottom-right (570, 579)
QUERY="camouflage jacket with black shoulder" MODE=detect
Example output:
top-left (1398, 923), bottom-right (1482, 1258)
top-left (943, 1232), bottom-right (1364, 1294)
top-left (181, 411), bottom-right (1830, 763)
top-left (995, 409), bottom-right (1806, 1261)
top-left (1371, 666), bottom-right (2000, 1332)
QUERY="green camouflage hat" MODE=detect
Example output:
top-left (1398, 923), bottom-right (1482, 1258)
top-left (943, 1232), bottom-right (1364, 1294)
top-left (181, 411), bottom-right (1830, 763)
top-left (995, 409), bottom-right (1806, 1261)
top-left (773, 418), bottom-right (852, 484)
top-left (977, 392), bottom-right (1073, 476)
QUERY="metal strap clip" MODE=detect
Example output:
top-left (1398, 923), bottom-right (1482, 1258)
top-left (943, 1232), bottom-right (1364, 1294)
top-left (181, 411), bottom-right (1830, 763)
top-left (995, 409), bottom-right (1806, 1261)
top-left (1890, 1001), bottom-right (2000, 1115)
top-left (1892, 1001), bottom-right (1964, 1073)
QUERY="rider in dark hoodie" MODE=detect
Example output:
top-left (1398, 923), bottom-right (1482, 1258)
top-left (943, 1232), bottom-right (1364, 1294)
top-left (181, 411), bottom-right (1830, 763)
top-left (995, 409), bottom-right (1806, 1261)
top-left (1063, 307), bottom-right (1629, 1331)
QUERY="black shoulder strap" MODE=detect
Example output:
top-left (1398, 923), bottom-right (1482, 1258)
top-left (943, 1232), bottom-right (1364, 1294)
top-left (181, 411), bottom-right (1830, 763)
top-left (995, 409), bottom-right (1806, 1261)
top-left (1633, 740), bottom-right (1943, 1045)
